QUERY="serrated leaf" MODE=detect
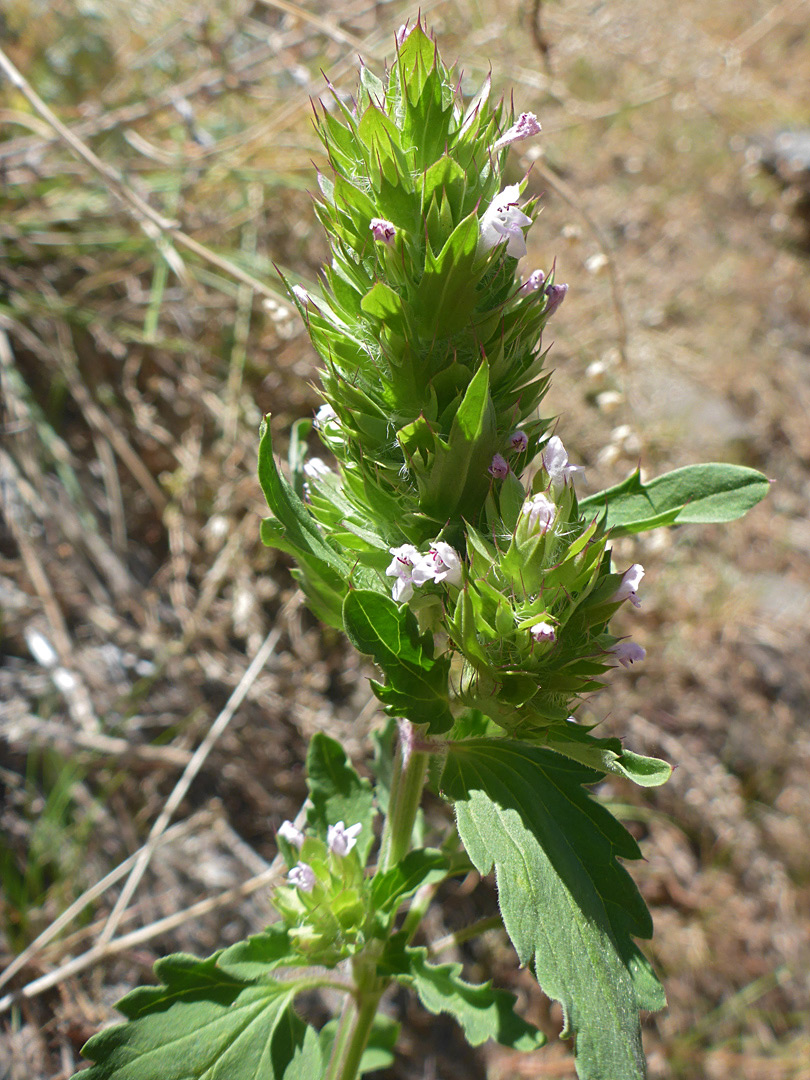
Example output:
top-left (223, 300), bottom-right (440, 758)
top-left (342, 590), bottom-right (454, 733)
top-left (306, 732), bottom-right (375, 863)
top-left (441, 739), bottom-right (664, 1080)
top-left (75, 953), bottom-right (320, 1080)
top-left (217, 927), bottom-right (298, 982)
top-left (579, 463), bottom-right (770, 536)
top-left (370, 848), bottom-right (449, 913)
top-left (381, 942), bottom-right (545, 1051)
top-left (542, 725), bottom-right (672, 788)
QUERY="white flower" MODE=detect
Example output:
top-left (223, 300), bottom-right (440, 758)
top-left (277, 820), bottom-right (305, 849)
top-left (611, 564), bottom-right (644, 609)
top-left (606, 640), bottom-right (646, 668)
top-left (493, 112), bottom-right (542, 151)
top-left (411, 542), bottom-right (463, 588)
top-left (292, 284), bottom-right (310, 304)
top-left (386, 544), bottom-right (422, 602)
top-left (478, 184), bottom-right (533, 259)
top-left (530, 622), bottom-right (556, 644)
top-left (520, 493), bottom-right (556, 535)
top-left (327, 820), bottom-right (362, 857)
top-left (541, 436), bottom-right (584, 487)
top-left (314, 403), bottom-right (337, 427)
top-left (303, 457), bottom-right (332, 479)
top-left (288, 862), bottom-right (316, 892)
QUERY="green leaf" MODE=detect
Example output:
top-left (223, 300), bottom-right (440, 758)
top-left (381, 942), bottom-right (545, 1051)
top-left (75, 953), bottom-right (320, 1080)
top-left (413, 210), bottom-right (483, 337)
top-left (579, 463), bottom-right (770, 536)
top-left (342, 590), bottom-right (454, 734)
top-left (542, 724), bottom-right (672, 788)
top-left (306, 732), bottom-right (375, 863)
top-left (217, 927), bottom-right (298, 982)
top-left (441, 739), bottom-right (664, 1080)
top-left (370, 848), bottom-right (449, 913)
top-left (319, 1014), bottom-right (399, 1075)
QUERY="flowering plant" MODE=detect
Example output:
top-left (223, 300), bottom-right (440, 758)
top-left (75, 21), bottom-right (769, 1080)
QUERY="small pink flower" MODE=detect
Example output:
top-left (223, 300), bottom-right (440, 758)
top-left (412, 542), bottom-right (463, 588)
top-left (493, 112), bottom-right (542, 151)
top-left (541, 436), bottom-right (583, 487)
top-left (386, 544), bottom-right (421, 602)
top-left (489, 453), bottom-right (509, 479)
top-left (288, 862), bottom-right (316, 893)
top-left (611, 564), bottom-right (644, 608)
top-left (509, 430), bottom-right (528, 453)
top-left (606, 640), bottom-right (646, 668)
top-left (478, 184), bottom-right (533, 260)
top-left (530, 622), bottom-right (556, 644)
top-left (521, 493), bottom-right (556, 535)
top-left (544, 283), bottom-right (568, 317)
top-left (278, 820), bottom-right (305, 849)
top-left (327, 821), bottom-right (362, 857)
top-left (520, 269), bottom-right (546, 294)
top-left (370, 217), bottom-right (396, 245)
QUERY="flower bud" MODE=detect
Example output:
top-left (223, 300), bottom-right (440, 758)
top-left (530, 622), bottom-right (556, 644)
top-left (544, 283), bottom-right (568, 317)
top-left (292, 284), bottom-right (310, 305)
top-left (509, 429), bottom-right (528, 453)
top-left (520, 493), bottom-right (556, 536)
top-left (488, 453), bottom-right (509, 479)
top-left (519, 269), bottom-right (545, 294)
top-left (541, 435), bottom-right (583, 488)
top-left (493, 111), bottom-right (542, 151)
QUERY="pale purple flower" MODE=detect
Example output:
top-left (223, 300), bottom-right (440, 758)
top-left (412, 542), bottom-right (463, 588)
top-left (288, 862), bottom-right (316, 893)
top-left (292, 284), bottom-right (310, 305)
top-left (530, 622), bottom-right (556, 644)
top-left (519, 269), bottom-right (545, 294)
top-left (489, 453), bottom-right (509, 479)
top-left (327, 820), bottom-right (362, 857)
top-left (520, 493), bottom-right (556, 535)
top-left (395, 22), bottom-right (415, 46)
top-left (370, 217), bottom-right (396, 245)
top-left (606, 640), bottom-right (646, 668)
top-left (493, 112), bottom-right (542, 151)
top-left (278, 820), bottom-right (305, 850)
top-left (509, 430), bottom-right (528, 453)
top-left (386, 544), bottom-right (422, 603)
top-left (478, 184), bottom-right (533, 259)
top-left (541, 436), bottom-right (583, 487)
top-left (303, 457), bottom-right (331, 480)
top-left (611, 564), bottom-right (645, 609)
top-left (544, 283), bottom-right (568, 317)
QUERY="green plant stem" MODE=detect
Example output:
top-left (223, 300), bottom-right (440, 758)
top-left (325, 738), bottom-right (430, 1080)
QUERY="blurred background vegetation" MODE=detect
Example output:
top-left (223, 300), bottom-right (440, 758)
top-left (1, 1), bottom-right (809, 1077)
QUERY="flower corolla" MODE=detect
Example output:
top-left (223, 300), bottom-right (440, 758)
top-left (288, 862), bottom-right (316, 893)
top-left (303, 457), bottom-right (332, 480)
top-left (488, 453), bottom-right (509, 479)
top-left (611, 564), bottom-right (644, 608)
top-left (493, 112), bottom-right (542, 151)
top-left (411, 542), bottom-right (463, 588)
top-left (314, 403), bottom-right (337, 427)
top-left (530, 622), bottom-right (556, 644)
top-left (478, 184), bottom-right (533, 260)
top-left (327, 820), bottom-right (362, 857)
top-left (386, 544), bottom-right (421, 602)
top-left (606, 640), bottom-right (646, 668)
top-left (520, 493), bottom-right (556, 536)
top-left (509, 429), bottom-right (528, 453)
top-left (541, 435), bottom-right (583, 487)
top-left (370, 217), bottom-right (396, 245)
top-left (278, 820), bottom-right (305, 849)
top-left (292, 284), bottom-right (310, 305)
